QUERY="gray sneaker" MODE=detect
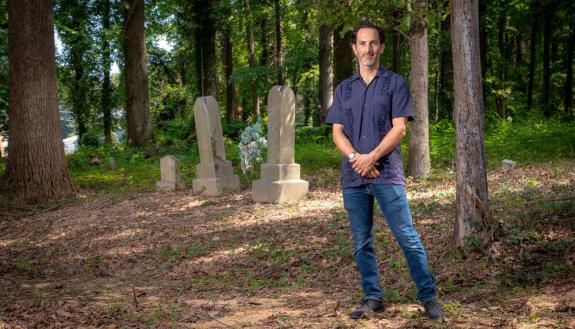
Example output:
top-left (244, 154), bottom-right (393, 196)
top-left (349, 298), bottom-right (385, 319)
top-left (422, 298), bottom-right (445, 320)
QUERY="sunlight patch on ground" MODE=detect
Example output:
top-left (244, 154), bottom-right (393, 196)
top-left (184, 243), bottom-right (252, 266)
top-left (408, 186), bottom-right (455, 202)
top-left (93, 228), bottom-right (141, 243)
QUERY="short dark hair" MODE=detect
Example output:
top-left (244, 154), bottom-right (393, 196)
top-left (350, 23), bottom-right (386, 45)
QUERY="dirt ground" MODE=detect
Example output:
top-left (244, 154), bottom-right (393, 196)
top-left (1, 162), bottom-right (574, 328)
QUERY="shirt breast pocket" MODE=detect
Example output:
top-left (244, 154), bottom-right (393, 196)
top-left (373, 93), bottom-right (392, 136)
top-left (343, 107), bottom-right (354, 138)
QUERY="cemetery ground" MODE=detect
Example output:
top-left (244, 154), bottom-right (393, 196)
top-left (1, 121), bottom-right (575, 328)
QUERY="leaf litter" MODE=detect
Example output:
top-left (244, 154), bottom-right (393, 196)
top-left (0, 161), bottom-right (573, 328)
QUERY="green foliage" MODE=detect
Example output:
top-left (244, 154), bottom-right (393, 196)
top-left (428, 118), bottom-right (575, 169)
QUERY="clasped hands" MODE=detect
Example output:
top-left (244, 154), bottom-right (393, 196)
top-left (350, 153), bottom-right (380, 178)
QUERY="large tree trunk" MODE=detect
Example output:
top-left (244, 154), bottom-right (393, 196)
top-left (273, 0), bottom-right (283, 85)
top-left (407, 0), bottom-right (430, 178)
top-left (451, 0), bottom-right (492, 249)
top-left (542, 7), bottom-right (553, 117)
top-left (318, 24), bottom-right (333, 123)
top-left (123, 0), bottom-right (152, 146)
top-left (564, 22), bottom-right (574, 117)
top-left (333, 26), bottom-right (354, 87)
top-left (101, 0), bottom-right (112, 144)
top-left (222, 28), bottom-right (236, 122)
top-left (192, 0), bottom-right (217, 97)
top-left (439, 14), bottom-right (453, 120)
top-left (245, 0), bottom-right (259, 117)
top-left (2, 0), bottom-right (74, 203)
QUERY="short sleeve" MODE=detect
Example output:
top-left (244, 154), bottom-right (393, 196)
top-left (325, 84), bottom-right (344, 125)
top-left (391, 78), bottom-right (414, 121)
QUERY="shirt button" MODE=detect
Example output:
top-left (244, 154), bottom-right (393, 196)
top-left (362, 136), bottom-right (366, 139)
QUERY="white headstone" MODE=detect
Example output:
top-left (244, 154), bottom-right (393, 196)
top-left (252, 86), bottom-right (308, 203)
top-left (156, 155), bottom-right (185, 190)
top-left (192, 96), bottom-right (239, 195)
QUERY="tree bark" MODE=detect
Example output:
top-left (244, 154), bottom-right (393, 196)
top-left (222, 29), bottom-right (236, 122)
top-left (564, 21), bottom-right (575, 117)
top-left (123, 0), bottom-right (152, 146)
top-left (101, 0), bottom-right (112, 144)
top-left (273, 0), bottom-right (283, 85)
top-left (496, 14), bottom-right (506, 118)
top-left (65, 0), bottom-right (89, 144)
top-left (319, 24), bottom-right (333, 123)
top-left (245, 0), bottom-right (259, 117)
top-left (333, 26), bottom-right (354, 87)
top-left (451, 0), bottom-right (492, 249)
top-left (192, 0), bottom-right (217, 97)
top-left (408, 0), bottom-right (430, 178)
top-left (392, 8), bottom-right (404, 74)
top-left (478, 1), bottom-right (487, 89)
top-left (440, 14), bottom-right (453, 120)
top-left (2, 0), bottom-right (75, 203)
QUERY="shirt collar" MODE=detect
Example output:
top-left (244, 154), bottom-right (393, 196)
top-left (350, 66), bottom-right (388, 82)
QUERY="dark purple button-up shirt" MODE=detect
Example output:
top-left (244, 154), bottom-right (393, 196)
top-left (326, 67), bottom-right (414, 188)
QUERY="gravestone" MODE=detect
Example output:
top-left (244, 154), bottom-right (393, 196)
top-left (107, 157), bottom-right (118, 171)
top-left (192, 96), bottom-right (239, 195)
top-left (252, 86), bottom-right (308, 203)
top-left (156, 155), bottom-right (185, 190)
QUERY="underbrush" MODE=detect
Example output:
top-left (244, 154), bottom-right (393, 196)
top-left (1, 118), bottom-right (573, 196)
top-left (428, 117), bottom-right (575, 169)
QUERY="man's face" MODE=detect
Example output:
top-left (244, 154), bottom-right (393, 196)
top-left (352, 28), bottom-right (384, 69)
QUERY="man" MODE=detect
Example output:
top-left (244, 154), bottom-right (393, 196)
top-left (325, 23), bottom-right (444, 320)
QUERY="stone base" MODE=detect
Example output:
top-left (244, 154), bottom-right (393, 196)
top-left (252, 178), bottom-right (309, 203)
top-left (192, 175), bottom-right (240, 196)
top-left (156, 180), bottom-right (185, 191)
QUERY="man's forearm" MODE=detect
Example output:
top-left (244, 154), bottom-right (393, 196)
top-left (368, 125), bottom-right (405, 161)
top-left (332, 124), bottom-right (355, 157)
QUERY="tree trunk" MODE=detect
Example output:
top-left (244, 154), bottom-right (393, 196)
top-left (123, 0), bottom-right (152, 146)
top-left (222, 28), bottom-right (236, 122)
top-left (259, 17), bottom-right (269, 66)
top-left (2, 0), bottom-right (75, 203)
top-left (71, 45), bottom-right (88, 142)
top-left (440, 14), bottom-right (453, 120)
top-left (245, 0), bottom-right (259, 117)
top-left (408, 0), bottom-right (430, 178)
top-left (101, 0), bottom-right (112, 144)
top-left (319, 24), bottom-right (333, 123)
top-left (515, 32), bottom-right (522, 64)
top-left (333, 26), bottom-right (354, 87)
top-left (391, 8), bottom-right (403, 74)
top-left (451, 0), bottom-right (492, 249)
top-left (564, 21), bottom-right (574, 117)
top-left (193, 0), bottom-right (217, 97)
top-left (479, 1), bottom-right (487, 89)
top-left (496, 15), bottom-right (506, 118)
top-left (273, 0), bottom-right (283, 85)
top-left (527, 14), bottom-right (537, 109)
top-left (542, 8), bottom-right (552, 117)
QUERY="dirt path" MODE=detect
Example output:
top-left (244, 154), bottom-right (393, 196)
top-left (1, 162), bottom-right (574, 328)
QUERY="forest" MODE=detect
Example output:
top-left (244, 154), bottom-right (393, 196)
top-left (0, 0), bottom-right (574, 328)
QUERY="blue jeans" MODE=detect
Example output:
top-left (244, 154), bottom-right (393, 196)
top-left (342, 184), bottom-right (437, 302)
